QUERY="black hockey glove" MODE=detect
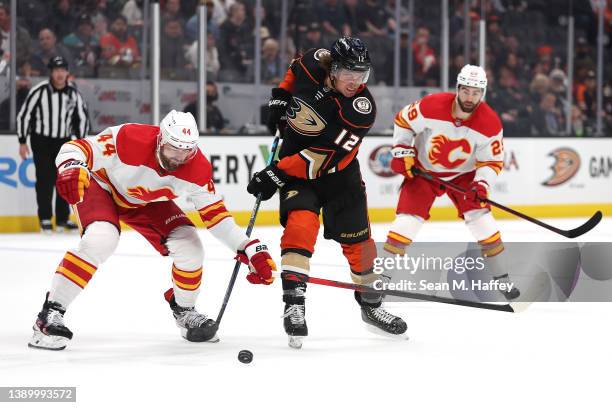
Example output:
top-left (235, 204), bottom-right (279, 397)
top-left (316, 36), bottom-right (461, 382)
top-left (266, 87), bottom-right (292, 136)
top-left (247, 163), bottom-right (288, 201)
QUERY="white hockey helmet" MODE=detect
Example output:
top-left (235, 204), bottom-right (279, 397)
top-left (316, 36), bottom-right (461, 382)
top-left (456, 64), bottom-right (487, 97)
top-left (157, 110), bottom-right (199, 170)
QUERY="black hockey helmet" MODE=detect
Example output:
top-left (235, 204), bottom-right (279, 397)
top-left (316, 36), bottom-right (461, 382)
top-left (47, 55), bottom-right (69, 71)
top-left (330, 36), bottom-right (371, 72)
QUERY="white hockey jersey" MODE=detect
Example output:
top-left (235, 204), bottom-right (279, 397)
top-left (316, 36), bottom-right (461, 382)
top-left (55, 123), bottom-right (247, 251)
top-left (393, 92), bottom-right (504, 187)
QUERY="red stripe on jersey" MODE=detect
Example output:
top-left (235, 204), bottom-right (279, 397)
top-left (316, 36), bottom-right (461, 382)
top-left (299, 58), bottom-right (320, 85)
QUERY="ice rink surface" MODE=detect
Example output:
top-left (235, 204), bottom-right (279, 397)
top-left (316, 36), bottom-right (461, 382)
top-left (1, 217), bottom-right (611, 408)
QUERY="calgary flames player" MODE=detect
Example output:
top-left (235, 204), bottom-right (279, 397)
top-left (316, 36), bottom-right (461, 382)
top-left (28, 110), bottom-right (276, 350)
top-left (385, 64), bottom-right (519, 301)
top-left (247, 37), bottom-right (407, 348)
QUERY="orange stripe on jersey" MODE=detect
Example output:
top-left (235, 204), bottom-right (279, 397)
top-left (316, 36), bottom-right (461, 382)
top-left (333, 98), bottom-right (373, 129)
top-left (279, 68), bottom-right (296, 92)
top-left (476, 161), bottom-right (503, 174)
top-left (198, 200), bottom-right (231, 228)
top-left (198, 200), bottom-right (225, 216)
top-left (94, 169), bottom-right (141, 209)
top-left (277, 154), bottom-right (308, 179)
top-left (67, 140), bottom-right (94, 169)
top-left (336, 145), bottom-right (360, 172)
top-left (394, 111), bottom-right (413, 129)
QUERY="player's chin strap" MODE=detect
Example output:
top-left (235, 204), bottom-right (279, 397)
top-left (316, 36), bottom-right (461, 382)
top-left (212, 130), bottom-right (282, 333)
top-left (412, 168), bottom-right (602, 239)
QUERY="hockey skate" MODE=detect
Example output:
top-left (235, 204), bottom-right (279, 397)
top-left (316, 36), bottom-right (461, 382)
top-left (361, 305), bottom-right (408, 339)
top-left (494, 273), bottom-right (521, 301)
top-left (28, 293), bottom-right (73, 350)
top-left (167, 295), bottom-right (218, 343)
top-left (282, 283), bottom-right (307, 348)
top-left (283, 302), bottom-right (307, 349)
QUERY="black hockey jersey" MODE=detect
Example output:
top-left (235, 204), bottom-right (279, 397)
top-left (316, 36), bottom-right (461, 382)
top-left (276, 48), bottom-right (376, 180)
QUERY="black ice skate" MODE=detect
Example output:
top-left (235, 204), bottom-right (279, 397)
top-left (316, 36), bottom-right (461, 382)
top-left (28, 292), bottom-right (73, 350)
top-left (494, 273), bottom-right (521, 301)
top-left (361, 305), bottom-right (408, 337)
top-left (282, 286), bottom-right (307, 349)
top-left (167, 294), bottom-right (218, 342)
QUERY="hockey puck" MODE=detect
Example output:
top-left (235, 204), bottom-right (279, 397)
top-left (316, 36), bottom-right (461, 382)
top-left (238, 349), bottom-right (253, 364)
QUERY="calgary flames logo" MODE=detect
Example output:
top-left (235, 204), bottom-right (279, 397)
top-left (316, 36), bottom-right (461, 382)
top-left (427, 135), bottom-right (472, 168)
top-left (286, 97), bottom-right (327, 136)
top-left (127, 186), bottom-right (178, 202)
top-left (542, 148), bottom-right (580, 187)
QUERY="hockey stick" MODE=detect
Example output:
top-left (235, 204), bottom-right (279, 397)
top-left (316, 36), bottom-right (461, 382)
top-left (280, 272), bottom-right (517, 312)
top-left (214, 132), bottom-right (282, 328)
top-left (412, 168), bottom-right (602, 239)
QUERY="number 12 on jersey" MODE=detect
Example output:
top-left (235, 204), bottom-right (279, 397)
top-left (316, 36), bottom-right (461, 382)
top-left (334, 129), bottom-right (360, 152)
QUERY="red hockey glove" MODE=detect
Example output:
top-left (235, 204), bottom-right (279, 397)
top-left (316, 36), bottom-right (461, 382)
top-left (237, 239), bottom-right (276, 285)
top-left (56, 160), bottom-right (90, 204)
top-left (390, 145), bottom-right (417, 178)
top-left (465, 180), bottom-right (489, 206)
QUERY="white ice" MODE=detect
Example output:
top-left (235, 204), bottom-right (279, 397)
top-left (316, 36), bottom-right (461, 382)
top-left (1, 217), bottom-right (611, 408)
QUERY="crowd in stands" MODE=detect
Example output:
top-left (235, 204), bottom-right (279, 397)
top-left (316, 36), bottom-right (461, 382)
top-left (0, 0), bottom-right (610, 136)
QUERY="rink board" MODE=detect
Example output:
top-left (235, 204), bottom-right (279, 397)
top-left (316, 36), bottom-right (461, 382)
top-left (0, 135), bottom-right (610, 232)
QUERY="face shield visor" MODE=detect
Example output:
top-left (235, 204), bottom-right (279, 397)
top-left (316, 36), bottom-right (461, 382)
top-left (332, 66), bottom-right (371, 85)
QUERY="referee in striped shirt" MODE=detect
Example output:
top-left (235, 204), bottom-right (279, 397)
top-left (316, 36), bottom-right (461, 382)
top-left (17, 56), bottom-right (90, 233)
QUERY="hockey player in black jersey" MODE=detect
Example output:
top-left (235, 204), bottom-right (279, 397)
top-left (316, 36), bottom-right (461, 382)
top-left (248, 37), bottom-right (407, 348)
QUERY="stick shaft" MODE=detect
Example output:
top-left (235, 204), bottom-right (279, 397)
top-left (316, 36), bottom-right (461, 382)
top-left (215, 134), bottom-right (281, 325)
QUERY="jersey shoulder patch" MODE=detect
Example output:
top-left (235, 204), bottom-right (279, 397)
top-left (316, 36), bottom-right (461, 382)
top-left (469, 102), bottom-right (502, 137)
top-left (334, 87), bottom-right (376, 131)
top-left (294, 48), bottom-right (329, 85)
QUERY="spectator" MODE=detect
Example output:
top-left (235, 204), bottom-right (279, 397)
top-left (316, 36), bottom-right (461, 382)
top-left (570, 105), bottom-right (586, 137)
top-left (261, 37), bottom-right (282, 84)
top-left (529, 73), bottom-right (551, 104)
top-left (19, 0), bottom-right (50, 37)
top-left (63, 14), bottom-right (100, 77)
top-left (218, 2), bottom-right (253, 82)
top-left (122, 0), bottom-right (144, 28)
top-left (531, 92), bottom-right (563, 136)
top-left (185, 31), bottom-right (220, 80)
top-left (576, 69), bottom-right (597, 120)
top-left (0, 2), bottom-right (33, 72)
top-left (0, 61), bottom-right (31, 129)
top-left (183, 80), bottom-right (227, 132)
top-left (51, 0), bottom-right (78, 41)
top-left (549, 68), bottom-right (568, 110)
top-left (100, 15), bottom-right (141, 68)
top-left (385, 0), bottom-right (411, 36)
top-left (412, 26), bottom-right (437, 86)
top-left (164, 0), bottom-right (184, 23)
top-left (533, 45), bottom-right (554, 76)
top-left (496, 65), bottom-right (531, 136)
top-left (301, 21), bottom-right (323, 52)
top-left (344, 0), bottom-right (362, 36)
top-left (186, 0), bottom-right (220, 42)
top-left (210, 0), bottom-right (237, 27)
top-left (90, 0), bottom-right (110, 38)
top-left (30, 28), bottom-right (74, 76)
top-left (357, 0), bottom-right (392, 83)
top-left (161, 17), bottom-right (192, 79)
top-left (318, 0), bottom-right (350, 44)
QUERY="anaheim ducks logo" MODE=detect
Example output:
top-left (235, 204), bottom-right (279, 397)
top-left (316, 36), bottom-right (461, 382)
top-left (127, 186), bottom-right (178, 202)
top-left (542, 148), bottom-right (580, 186)
top-left (428, 135), bottom-right (472, 168)
top-left (286, 97), bottom-right (327, 136)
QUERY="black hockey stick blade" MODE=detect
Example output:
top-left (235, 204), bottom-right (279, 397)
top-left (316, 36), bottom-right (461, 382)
top-left (562, 210), bottom-right (602, 238)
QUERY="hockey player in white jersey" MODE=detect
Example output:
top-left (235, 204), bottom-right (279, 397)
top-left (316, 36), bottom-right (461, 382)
top-left (29, 110), bottom-right (277, 350)
top-left (385, 65), bottom-right (520, 301)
